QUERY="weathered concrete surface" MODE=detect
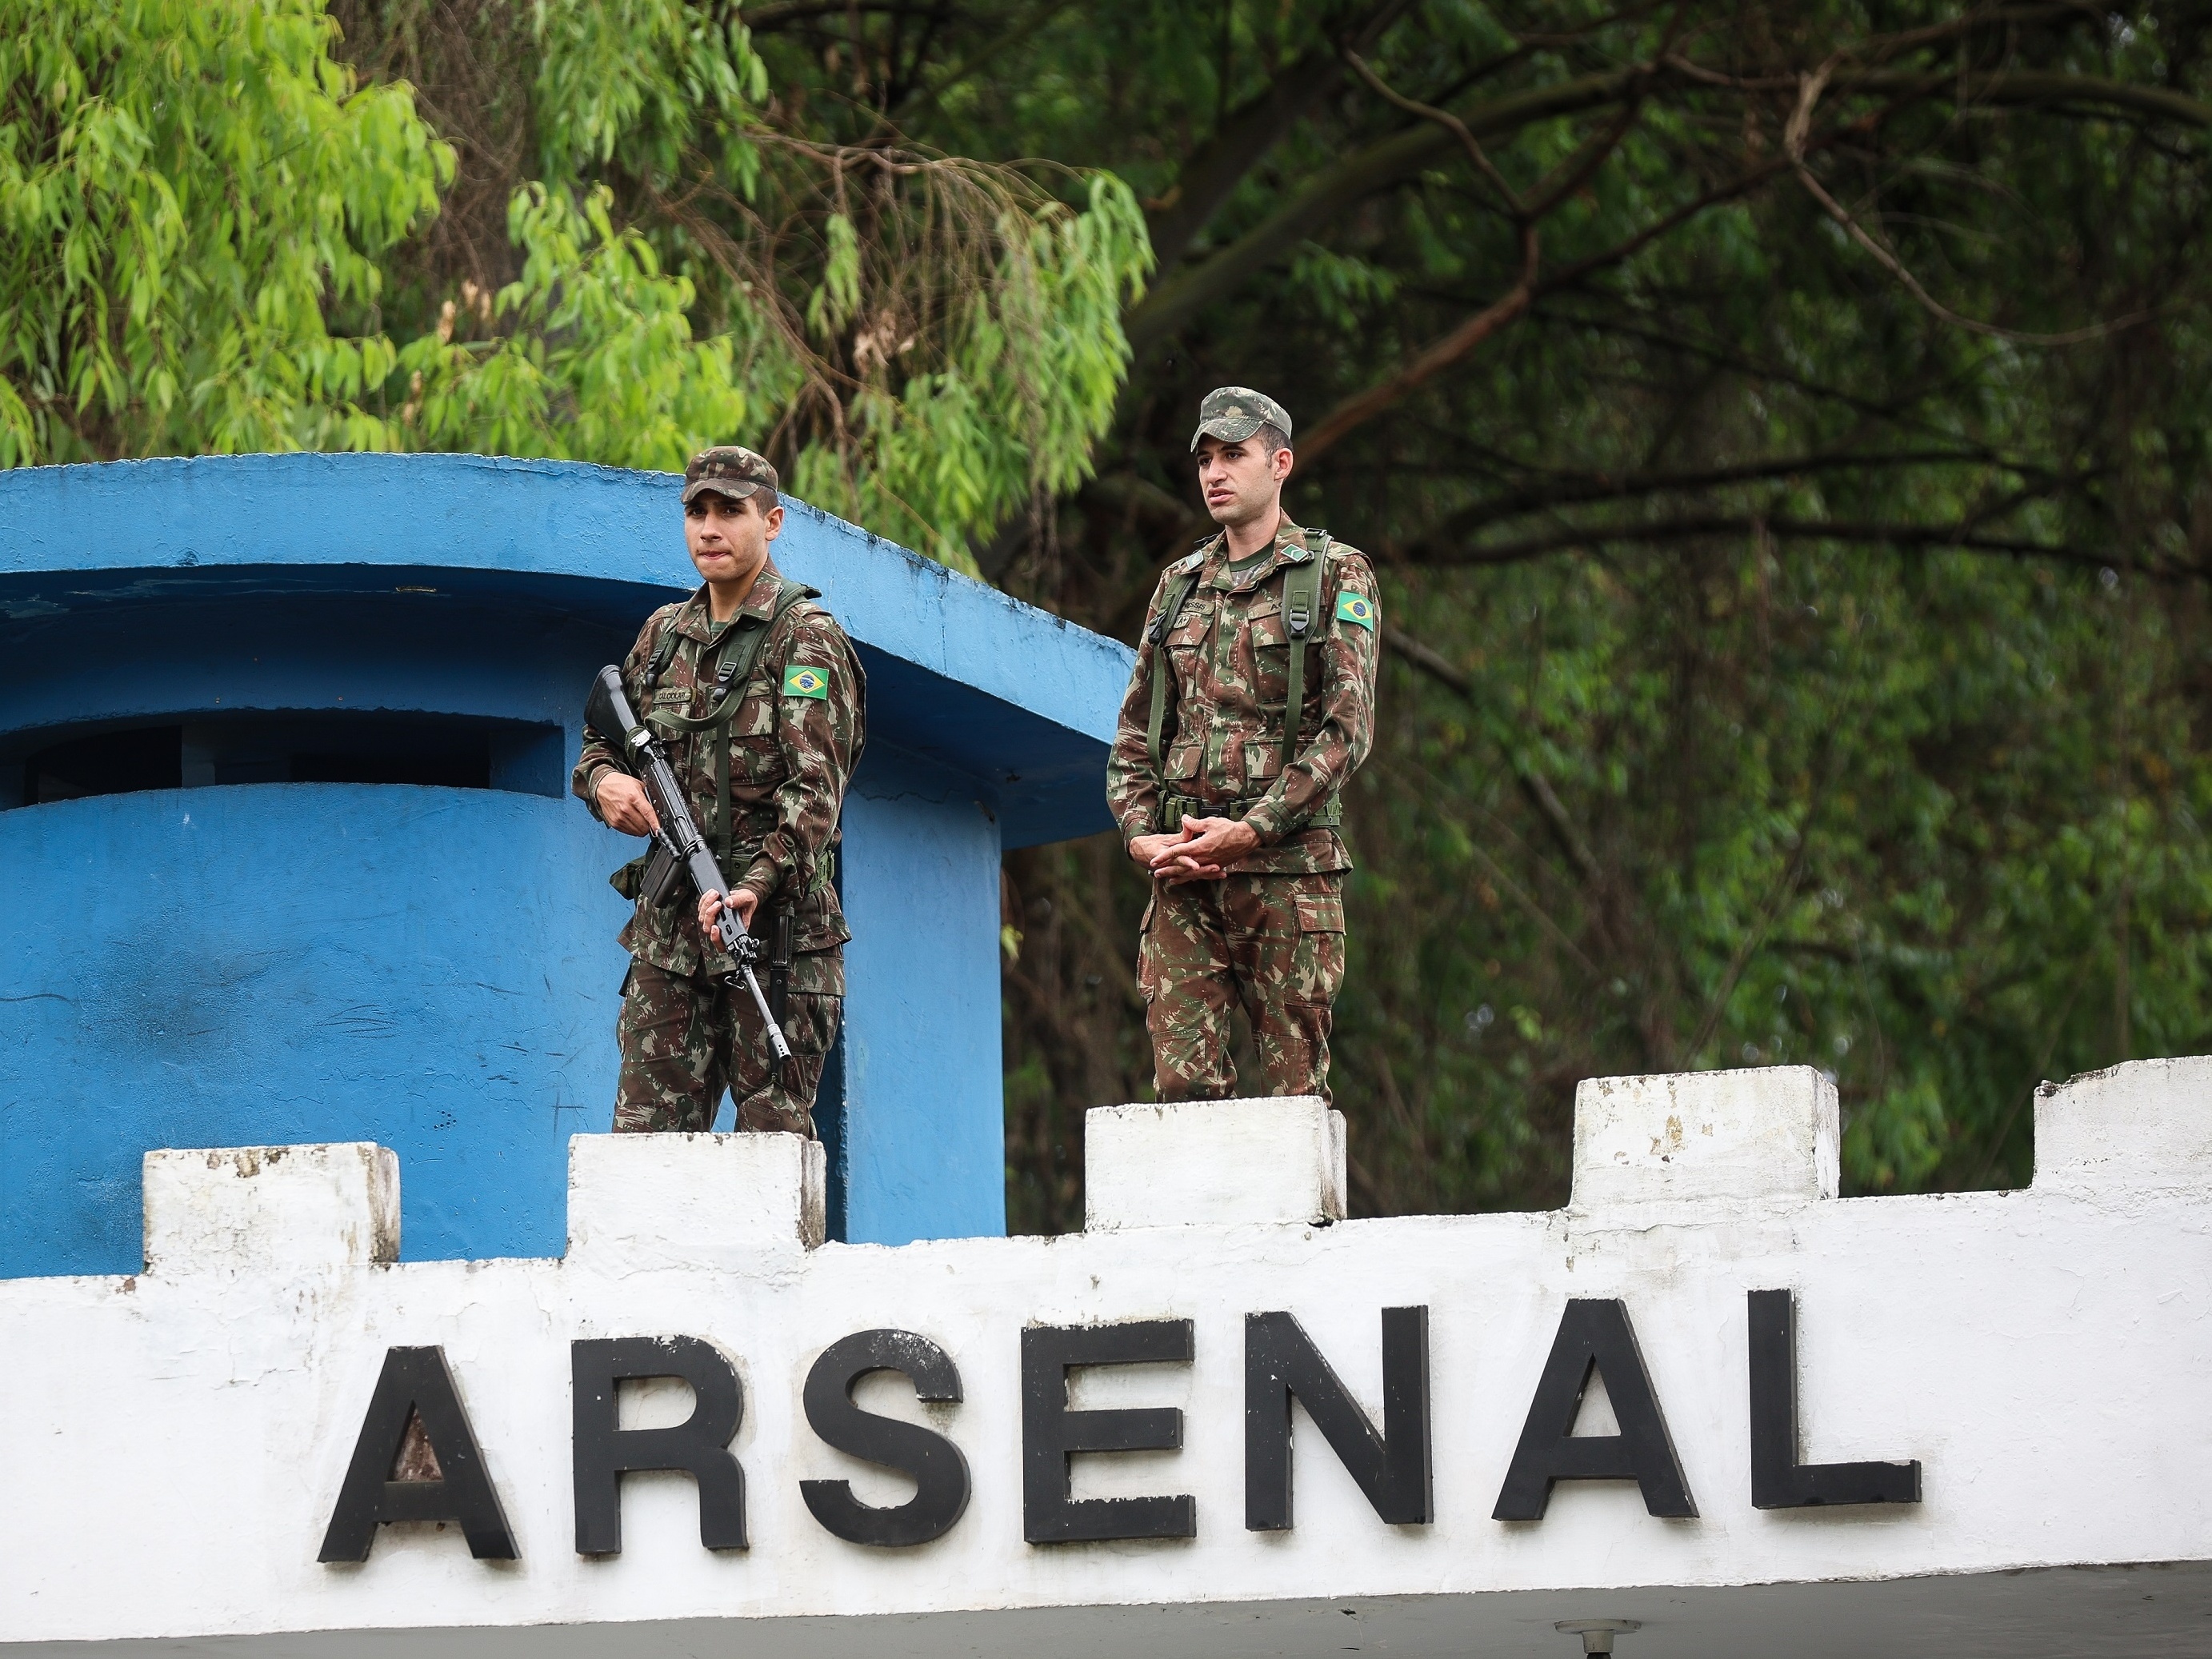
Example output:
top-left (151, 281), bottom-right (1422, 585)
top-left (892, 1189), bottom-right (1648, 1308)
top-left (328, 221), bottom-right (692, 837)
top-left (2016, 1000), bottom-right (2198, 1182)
top-left (1085, 1096), bottom-right (1347, 1230)
top-left (566, 1132), bottom-right (826, 1266)
top-left (142, 1142), bottom-right (399, 1274)
top-left (1571, 1065), bottom-right (1838, 1209)
top-left (3, 1061), bottom-right (2210, 1659)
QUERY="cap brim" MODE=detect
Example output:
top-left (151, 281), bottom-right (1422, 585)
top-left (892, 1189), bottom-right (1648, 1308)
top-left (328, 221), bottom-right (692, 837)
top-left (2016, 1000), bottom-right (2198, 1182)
top-left (1189, 415), bottom-right (1274, 451)
top-left (682, 478), bottom-right (766, 502)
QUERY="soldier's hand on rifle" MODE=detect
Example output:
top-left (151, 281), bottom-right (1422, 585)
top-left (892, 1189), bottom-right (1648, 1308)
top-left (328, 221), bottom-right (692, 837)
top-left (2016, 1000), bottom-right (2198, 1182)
top-left (594, 772), bottom-right (661, 837)
top-left (1156, 815), bottom-right (1259, 880)
top-left (698, 886), bottom-right (759, 937)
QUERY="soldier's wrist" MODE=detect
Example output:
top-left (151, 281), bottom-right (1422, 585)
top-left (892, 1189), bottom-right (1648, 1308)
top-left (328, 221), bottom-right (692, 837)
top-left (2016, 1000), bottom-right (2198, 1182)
top-left (580, 765), bottom-right (613, 820)
top-left (1242, 802), bottom-right (1286, 842)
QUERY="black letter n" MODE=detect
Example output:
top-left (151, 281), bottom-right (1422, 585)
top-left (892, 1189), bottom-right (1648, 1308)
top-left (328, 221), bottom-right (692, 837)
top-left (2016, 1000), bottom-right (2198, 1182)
top-left (1246, 1307), bottom-right (1431, 1529)
top-left (318, 1346), bottom-right (517, 1562)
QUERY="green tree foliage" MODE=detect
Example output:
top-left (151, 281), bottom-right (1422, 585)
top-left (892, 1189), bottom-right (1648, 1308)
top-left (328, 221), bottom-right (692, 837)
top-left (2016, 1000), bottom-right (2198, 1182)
top-left (0, 0), bottom-right (1150, 566)
top-left (0, 0), bottom-right (449, 461)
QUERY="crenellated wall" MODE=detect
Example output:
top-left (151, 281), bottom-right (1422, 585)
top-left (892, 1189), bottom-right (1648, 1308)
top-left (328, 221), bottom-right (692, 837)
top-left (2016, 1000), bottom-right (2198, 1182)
top-left (2, 1061), bottom-right (2208, 1659)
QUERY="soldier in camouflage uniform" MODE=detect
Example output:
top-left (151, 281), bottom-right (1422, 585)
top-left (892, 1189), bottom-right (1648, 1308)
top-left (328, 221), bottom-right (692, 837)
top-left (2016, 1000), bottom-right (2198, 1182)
top-left (1106, 388), bottom-right (1381, 1105)
top-left (574, 446), bottom-right (866, 1137)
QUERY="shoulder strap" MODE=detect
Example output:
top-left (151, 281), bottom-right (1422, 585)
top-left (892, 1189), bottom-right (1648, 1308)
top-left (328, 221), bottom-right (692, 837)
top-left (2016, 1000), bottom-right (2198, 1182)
top-left (640, 594), bottom-right (695, 693)
top-left (657, 577), bottom-right (819, 735)
top-left (654, 576), bottom-right (822, 868)
top-left (1145, 550), bottom-right (1210, 775)
top-left (1279, 529), bottom-right (1330, 775)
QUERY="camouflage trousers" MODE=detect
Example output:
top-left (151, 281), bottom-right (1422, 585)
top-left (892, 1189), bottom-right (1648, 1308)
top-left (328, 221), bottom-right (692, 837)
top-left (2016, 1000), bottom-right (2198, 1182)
top-left (612, 953), bottom-right (842, 1137)
top-left (1138, 870), bottom-right (1346, 1104)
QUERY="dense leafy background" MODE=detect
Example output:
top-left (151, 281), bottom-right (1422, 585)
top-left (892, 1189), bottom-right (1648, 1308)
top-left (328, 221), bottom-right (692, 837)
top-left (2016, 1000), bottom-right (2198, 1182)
top-left (8, 2), bottom-right (2211, 1227)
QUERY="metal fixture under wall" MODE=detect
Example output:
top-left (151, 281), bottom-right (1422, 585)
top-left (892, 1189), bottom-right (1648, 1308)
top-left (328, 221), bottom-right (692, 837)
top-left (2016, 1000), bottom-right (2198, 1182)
top-left (1556, 1619), bottom-right (1641, 1654)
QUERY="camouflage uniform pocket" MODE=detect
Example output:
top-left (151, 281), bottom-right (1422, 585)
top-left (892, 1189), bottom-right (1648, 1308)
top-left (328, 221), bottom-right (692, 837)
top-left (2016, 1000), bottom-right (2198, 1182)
top-left (609, 853), bottom-right (650, 902)
top-left (1166, 740), bottom-right (1203, 781)
top-left (1287, 879), bottom-right (1346, 1010)
top-left (1244, 738), bottom-right (1284, 786)
top-left (1247, 610), bottom-right (1290, 704)
top-left (788, 947), bottom-right (845, 997)
top-left (1293, 887), bottom-right (1345, 933)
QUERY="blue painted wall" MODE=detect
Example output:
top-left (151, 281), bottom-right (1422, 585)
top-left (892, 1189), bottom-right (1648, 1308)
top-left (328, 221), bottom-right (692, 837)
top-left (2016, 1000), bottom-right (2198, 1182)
top-left (842, 748), bottom-right (1009, 1245)
top-left (0, 454), bottom-right (1133, 1277)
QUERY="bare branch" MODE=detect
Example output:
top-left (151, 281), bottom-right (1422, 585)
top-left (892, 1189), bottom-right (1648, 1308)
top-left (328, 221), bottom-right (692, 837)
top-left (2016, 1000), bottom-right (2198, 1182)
top-left (1126, 65), bottom-right (1661, 350)
top-left (1400, 510), bottom-right (2116, 572)
top-left (1342, 47), bottom-right (1522, 214)
top-left (1425, 447), bottom-right (2048, 526)
top-left (1784, 62), bottom-right (2159, 347)
top-left (1298, 223), bottom-right (1538, 464)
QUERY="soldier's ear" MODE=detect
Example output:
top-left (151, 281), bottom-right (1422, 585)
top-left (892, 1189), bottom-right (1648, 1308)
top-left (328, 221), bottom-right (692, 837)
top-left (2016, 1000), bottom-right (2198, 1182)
top-left (1273, 445), bottom-right (1294, 483)
top-left (761, 500), bottom-right (786, 542)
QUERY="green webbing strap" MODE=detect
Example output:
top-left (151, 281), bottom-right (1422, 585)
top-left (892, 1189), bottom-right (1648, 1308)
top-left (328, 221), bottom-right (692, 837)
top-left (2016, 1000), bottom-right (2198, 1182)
top-left (1144, 554), bottom-right (1208, 775)
top-left (657, 577), bottom-right (820, 868)
top-left (1279, 528), bottom-right (1330, 776)
top-left (1144, 530), bottom-right (1339, 837)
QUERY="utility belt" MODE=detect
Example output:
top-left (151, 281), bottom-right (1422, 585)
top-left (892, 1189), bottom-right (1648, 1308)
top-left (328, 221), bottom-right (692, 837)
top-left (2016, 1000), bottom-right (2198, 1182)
top-left (1160, 790), bottom-right (1342, 833)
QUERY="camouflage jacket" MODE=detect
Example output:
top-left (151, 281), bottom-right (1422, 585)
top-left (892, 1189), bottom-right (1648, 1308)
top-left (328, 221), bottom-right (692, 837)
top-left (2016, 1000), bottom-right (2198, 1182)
top-left (573, 567), bottom-right (866, 977)
top-left (1106, 516), bottom-right (1380, 877)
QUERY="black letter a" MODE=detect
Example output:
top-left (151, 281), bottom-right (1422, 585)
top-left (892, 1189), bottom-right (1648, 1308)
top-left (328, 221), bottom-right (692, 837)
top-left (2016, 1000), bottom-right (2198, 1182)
top-left (319, 1346), bottom-right (517, 1561)
top-left (1493, 1299), bottom-right (1696, 1521)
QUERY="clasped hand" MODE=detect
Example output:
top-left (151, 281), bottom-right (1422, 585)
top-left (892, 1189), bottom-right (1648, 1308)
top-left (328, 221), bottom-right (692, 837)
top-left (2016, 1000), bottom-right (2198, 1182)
top-left (1130, 816), bottom-right (1261, 885)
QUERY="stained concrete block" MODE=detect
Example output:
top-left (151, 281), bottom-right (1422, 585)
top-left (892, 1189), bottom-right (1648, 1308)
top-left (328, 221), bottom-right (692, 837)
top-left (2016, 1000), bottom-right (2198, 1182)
top-left (142, 1143), bottom-right (399, 1274)
top-left (1572, 1065), bottom-right (1839, 1209)
top-left (2034, 1056), bottom-right (2212, 1193)
top-left (1085, 1096), bottom-right (1347, 1229)
top-left (566, 1132), bottom-right (826, 1268)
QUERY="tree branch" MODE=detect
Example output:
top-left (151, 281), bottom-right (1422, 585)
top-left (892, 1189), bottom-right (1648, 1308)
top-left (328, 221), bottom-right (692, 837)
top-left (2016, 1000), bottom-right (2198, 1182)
top-left (1385, 623), bottom-right (1609, 897)
top-left (1122, 56), bottom-right (2209, 354)
top-left (1400, 510), bottom-right (2114, 571)
top-left (1299, 223), bottom-right (1538, 464)
top-left (1147, 2), bottom-right (1416, 274)
top-left (1296, 145), bottom-right (1798, 466)
top-left (1125, 66), bottom-right (1660, 350)
top-left (1422, 448), bottom-right (2044, 526)
top-left (1785, 62), bottom-right (2162, 347)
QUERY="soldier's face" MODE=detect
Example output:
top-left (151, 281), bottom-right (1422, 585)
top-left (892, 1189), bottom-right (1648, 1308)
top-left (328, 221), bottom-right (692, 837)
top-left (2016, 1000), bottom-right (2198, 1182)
top-left (1195, 434), bottom-right (1294, 526)
top-left (684, 490), bottom-right (783, 583)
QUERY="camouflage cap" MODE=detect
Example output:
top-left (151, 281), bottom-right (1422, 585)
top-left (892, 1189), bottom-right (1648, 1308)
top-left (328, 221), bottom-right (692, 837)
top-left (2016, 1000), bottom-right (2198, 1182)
top-left (682, 445), bottom-right (778, 503)
top-left (1189, 386), bottom-right (1293, 452)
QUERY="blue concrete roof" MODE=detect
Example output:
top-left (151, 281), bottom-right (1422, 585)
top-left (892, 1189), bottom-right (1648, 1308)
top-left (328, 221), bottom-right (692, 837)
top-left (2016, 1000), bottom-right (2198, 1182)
top-left (0, 454), bottom-right (1134, 845)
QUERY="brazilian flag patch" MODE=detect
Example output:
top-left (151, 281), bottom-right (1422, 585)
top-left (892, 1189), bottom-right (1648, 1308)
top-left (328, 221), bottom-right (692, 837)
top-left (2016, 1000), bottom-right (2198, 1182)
top-left (782, 664), bottom-right (831, 700)
top-left (1335, 591), bottom-right (1378, 630)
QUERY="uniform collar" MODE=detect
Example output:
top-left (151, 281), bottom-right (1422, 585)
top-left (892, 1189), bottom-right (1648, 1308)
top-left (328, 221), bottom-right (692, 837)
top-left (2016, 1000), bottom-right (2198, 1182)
top-left (1206, 514), bottom-right (1306, 593)
top-left (675, 564), bottom-right (782, 641)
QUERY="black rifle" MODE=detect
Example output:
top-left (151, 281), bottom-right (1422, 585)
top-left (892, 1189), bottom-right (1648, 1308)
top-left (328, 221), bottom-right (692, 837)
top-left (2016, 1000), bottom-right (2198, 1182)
top-left (585, 666), bottom-right (792, 1073)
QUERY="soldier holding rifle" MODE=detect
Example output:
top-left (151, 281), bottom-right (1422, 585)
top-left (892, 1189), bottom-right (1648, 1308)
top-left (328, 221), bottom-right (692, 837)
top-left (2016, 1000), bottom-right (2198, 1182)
top-left (574, 447), bottom-right (865, 1137)
top-left (1107, 389), bottom-right (1382, 1105)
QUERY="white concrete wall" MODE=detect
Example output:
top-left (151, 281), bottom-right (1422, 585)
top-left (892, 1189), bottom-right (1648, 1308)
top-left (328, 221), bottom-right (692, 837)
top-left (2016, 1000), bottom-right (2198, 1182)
top-left (3, 1061), bottom-right (2210, 1658)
